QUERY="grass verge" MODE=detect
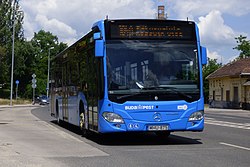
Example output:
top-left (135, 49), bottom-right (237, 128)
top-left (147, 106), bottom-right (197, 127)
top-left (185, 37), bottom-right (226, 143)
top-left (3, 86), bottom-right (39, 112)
top-left (0, 98), bottom-right (32, 105)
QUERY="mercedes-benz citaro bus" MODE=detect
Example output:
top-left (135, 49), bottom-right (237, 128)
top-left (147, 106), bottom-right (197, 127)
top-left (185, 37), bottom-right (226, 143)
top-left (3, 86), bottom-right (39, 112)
top-left (50, 19), bottom-right (207, 137)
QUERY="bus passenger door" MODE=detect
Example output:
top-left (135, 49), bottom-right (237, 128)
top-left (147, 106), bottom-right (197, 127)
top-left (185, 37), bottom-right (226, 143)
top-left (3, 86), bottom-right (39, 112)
top-left (87, 45), bottom-right (99, 131)
top-left (62, 65), bottom-right (68, 121)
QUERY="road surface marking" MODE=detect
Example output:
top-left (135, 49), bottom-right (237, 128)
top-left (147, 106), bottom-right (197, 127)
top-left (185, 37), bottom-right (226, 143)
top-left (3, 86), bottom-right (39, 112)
top-left (220, 142), bottom-right (250, 151)
top-left (205, 118), bottom-right (250, 130)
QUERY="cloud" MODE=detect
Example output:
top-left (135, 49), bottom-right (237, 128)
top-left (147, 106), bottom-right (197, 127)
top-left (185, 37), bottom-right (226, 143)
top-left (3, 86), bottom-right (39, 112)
top-left (19, 0), bottom-right (249, 65)
top-left (196, 10), bottom-right (245, 64)
top-left (169, 0), bottom-right (250, 19)
top-left (207, 49), bottom-right (222, 61)
top-left (198, 10), bottom-right (237, 46)
top-left (22, 12), bottom-right (37, 40)
top-left (206, 49), bottom-right (241, 64)
top-left (35, 15), bottom-right (77, 42)
top-left (20, 0), bottom-right (156, 43)
top-left (164, 0), bottom-right (250, 64)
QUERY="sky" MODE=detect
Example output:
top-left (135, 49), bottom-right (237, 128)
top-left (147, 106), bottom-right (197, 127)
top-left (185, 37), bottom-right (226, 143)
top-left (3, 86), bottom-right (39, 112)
top-left (19, 0), bottom-right (250, 64)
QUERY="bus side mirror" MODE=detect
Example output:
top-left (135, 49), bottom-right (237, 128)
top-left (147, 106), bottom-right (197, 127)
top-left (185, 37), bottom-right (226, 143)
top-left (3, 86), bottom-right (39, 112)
top-left (94, 32), bottom-right (101, 40)
top-left (94, 32), bottom-right (104, 57)
top-left (95, 40), bottom-right (104, 57)
top-left (201, 46), bottom-right (207, 65)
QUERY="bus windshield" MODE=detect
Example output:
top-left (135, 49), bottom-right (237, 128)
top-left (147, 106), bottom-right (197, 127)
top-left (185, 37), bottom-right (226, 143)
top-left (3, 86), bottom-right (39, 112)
top-left (106, 40), bottom-right (200, 103)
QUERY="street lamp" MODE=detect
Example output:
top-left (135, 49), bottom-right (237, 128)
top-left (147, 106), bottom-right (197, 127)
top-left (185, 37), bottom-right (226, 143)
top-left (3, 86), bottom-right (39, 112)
top-left (10, 0), bottom-right (19, 106)
top-left (47, 47), bottom-right (54, 98)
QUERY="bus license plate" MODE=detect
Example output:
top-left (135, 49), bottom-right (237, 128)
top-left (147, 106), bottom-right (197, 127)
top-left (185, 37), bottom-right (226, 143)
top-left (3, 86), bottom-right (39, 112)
top-left (147, 125), bottom-right (168, 131)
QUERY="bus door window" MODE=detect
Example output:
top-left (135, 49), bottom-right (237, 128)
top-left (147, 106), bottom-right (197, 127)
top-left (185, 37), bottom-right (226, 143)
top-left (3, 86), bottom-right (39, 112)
top-left (87, 44), bottom-right (98, 130)
top-left (62, 62), bottom-right (68, 120)
top-left (79, 51), bottom-right (88, 94)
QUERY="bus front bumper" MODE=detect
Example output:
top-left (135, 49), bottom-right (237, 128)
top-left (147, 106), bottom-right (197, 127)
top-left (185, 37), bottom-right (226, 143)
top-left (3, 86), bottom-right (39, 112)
top-left (99, 117), bottom-right (204, 133)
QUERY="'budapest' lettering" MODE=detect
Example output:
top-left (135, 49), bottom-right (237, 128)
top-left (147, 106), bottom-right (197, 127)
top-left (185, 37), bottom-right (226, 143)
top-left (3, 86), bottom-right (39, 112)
top-left (125, 105), bottom-right (154, 110)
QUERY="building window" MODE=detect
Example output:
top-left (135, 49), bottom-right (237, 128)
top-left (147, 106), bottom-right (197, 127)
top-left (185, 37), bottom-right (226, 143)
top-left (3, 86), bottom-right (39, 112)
top-left (141, 60), bottom-right (148, 81)
top-left (131, 63), bottom-right (137, 81)
top-left (115, 66), bottom-right (122, 84)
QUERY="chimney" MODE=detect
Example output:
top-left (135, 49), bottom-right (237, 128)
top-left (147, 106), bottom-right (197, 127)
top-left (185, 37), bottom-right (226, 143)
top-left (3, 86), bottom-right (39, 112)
top-left (158, 5), bottom-right (166, 20)
top-left (157, 0), bottom-right (167, 20)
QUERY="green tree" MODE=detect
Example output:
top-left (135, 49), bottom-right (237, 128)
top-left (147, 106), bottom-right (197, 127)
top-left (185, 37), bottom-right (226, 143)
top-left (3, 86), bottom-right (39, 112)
top-left (10, 30), bottom-right (67, 99)
top-left (0, 0), bottom-right (24, 98)
top-left (202, 58), bottom-right (222, 103)
top-left (233, 35), bottom-right (250, 58)
top-left (24, 30), bottom-right (67, 98)
top-left (0, 1), bottom-right (67, 99)
top-left (14, 40), bottom-right (37, 98)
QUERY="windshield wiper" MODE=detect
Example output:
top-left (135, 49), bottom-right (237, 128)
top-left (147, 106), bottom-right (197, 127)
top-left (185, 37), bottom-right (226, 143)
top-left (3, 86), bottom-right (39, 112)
top-left (142, 86), bottom-right (193, 100)
top-left (116, 86), bottom-right (193, 101)
top-left (116, 92), bottom-right (146, 100)
top-left (135, 82), bottom-right (144, 89)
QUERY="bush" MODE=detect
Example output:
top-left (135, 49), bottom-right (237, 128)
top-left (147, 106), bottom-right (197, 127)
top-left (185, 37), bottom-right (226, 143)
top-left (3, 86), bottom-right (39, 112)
top-left (0, 89), bottom-right (10, 98)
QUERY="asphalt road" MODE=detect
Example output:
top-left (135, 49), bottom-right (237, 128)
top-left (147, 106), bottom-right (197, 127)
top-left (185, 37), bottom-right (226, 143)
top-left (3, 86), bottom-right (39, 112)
top-left (1, 105), bottom-right (249, 167)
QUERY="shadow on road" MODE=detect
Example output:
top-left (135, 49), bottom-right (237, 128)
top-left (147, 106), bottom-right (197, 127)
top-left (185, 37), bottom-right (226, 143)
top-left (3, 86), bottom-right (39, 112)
top-left (51, 120), bottom-right (202, 146)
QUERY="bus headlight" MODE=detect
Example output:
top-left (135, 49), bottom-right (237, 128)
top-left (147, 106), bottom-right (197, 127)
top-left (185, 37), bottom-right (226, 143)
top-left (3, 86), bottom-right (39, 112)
top-left (188, 111), bottom-right (204, 121)
top-left (102, 112), bottom-right (124, 123)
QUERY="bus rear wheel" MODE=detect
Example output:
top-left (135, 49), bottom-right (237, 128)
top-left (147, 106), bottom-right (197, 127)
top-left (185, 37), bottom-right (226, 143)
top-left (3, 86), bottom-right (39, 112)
top-left (56, 101), bottom-right (60, 125)
top-left (79, 102), bottom-right (89, 137)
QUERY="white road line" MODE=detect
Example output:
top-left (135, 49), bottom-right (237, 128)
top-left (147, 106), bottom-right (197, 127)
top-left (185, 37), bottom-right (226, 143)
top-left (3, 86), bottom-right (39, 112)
top-left (206, 119), bottom-right (248, 126)
top-left (205, 118), bottom-right (250, 130)
top-left (122, 147), bottom-right (226, 152)
top-left (220, 142), bottom-right (250, 151)
top-left (205, 121), bottom-right (250, 130)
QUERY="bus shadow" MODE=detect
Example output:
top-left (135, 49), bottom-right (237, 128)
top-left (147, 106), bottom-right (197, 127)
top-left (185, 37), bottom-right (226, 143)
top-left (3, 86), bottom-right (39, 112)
top-left (51, 120), bottom-right (83, 136)
top-left (51, 120), bottom-right (202, 146)
top-left (89, 132), bottom-right (203, 146)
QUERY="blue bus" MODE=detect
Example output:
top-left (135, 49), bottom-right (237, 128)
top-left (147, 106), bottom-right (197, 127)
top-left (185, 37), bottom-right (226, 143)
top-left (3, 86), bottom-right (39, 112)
top-left (50, 19), bottom-right (207, 137)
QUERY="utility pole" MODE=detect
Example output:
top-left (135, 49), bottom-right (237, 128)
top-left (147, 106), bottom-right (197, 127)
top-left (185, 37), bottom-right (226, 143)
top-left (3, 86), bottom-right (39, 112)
top-left (10, 0), bottom-right (18, 106)
top-left (47, 47), bottom-right (54, 98)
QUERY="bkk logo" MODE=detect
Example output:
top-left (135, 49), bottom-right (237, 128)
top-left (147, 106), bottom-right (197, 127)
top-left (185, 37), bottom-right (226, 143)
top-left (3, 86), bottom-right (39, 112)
top-left (177, 104), bottom-right (188, 110)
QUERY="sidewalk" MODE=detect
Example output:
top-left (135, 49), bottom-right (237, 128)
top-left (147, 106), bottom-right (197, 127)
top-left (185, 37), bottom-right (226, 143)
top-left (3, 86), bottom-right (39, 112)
top-left (0, 106), bottom-right (107, 166)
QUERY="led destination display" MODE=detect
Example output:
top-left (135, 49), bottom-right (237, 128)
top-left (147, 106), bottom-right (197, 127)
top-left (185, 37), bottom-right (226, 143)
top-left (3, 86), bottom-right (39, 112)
top-left (107, 20), bottom-right (196, 40)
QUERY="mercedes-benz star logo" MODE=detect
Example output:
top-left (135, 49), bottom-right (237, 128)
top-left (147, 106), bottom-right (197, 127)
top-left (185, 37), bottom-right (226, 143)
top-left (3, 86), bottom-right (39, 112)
top-left (154, 96), bottom-right (158, 101)
top-left (153, 112), bottom-right (161, 122)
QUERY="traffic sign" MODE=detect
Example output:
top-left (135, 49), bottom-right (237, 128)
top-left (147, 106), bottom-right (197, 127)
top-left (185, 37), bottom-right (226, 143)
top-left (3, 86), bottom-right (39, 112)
top-left (32, 83), bottom-right (37, 89)
top-left (32, 78), bottom-right (37, 84)
top-left (16, 80), bottom-right (19, 85)
top-left (31, 74), bottom-right (37, 88)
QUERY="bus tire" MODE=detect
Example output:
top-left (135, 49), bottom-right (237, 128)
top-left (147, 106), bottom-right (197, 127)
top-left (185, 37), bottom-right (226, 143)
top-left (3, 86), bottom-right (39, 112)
top-left (79, 102), bottom-right (89, 137)
top-left (56, 100), bottom-right (60, 125)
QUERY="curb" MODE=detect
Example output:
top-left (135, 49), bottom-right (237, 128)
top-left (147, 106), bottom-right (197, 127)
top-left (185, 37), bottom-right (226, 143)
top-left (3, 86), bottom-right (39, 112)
top-left (0, 104), bottom-right (41, 108)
